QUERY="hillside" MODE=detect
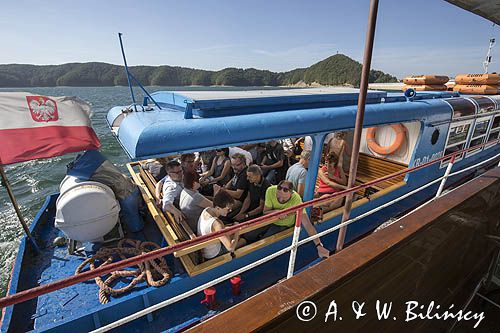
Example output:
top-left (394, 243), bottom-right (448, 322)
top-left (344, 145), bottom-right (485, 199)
top-left (0, 54), bottom-right (397, 87)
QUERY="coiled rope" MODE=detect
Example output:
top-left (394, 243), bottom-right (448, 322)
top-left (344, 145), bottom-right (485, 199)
top-left (75, 239), bottom-right (171, 304)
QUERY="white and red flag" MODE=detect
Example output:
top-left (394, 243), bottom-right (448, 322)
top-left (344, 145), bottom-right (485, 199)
top-left (0, 92), bottom-right (100, 165)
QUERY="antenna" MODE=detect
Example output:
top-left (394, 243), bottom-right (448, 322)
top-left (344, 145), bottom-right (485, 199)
top-left (483, 24), bottom-right (496, 74)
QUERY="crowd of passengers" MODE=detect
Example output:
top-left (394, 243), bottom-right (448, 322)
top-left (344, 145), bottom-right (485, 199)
top-left (143, 133), bottom-right (351, 261)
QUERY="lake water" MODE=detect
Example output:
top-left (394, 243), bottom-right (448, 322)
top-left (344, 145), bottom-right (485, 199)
top-left (0, 85), bottom-right (279, 296)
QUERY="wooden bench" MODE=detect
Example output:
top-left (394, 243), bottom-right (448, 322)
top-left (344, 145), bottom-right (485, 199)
top-left (313, 152), bottom-right (407, 222)
top-left (356, 153), bottom-right (406, 189)
top-left (130, 161), bottom-right (297, 276)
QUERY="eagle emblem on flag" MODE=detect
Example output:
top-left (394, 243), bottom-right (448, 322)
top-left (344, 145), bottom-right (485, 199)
top-left (26, 96), bottom-right (59, 122)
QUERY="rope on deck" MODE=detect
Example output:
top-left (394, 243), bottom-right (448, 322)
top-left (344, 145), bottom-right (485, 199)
top-left (75, 239), bottom-right (171, 304)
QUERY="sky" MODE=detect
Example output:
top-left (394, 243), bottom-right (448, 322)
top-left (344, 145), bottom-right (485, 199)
top-left (0, 0), bottom-right (497, 78)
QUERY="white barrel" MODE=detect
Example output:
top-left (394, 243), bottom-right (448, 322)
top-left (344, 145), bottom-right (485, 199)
top-left (55, 180), bottom-right (120, 242)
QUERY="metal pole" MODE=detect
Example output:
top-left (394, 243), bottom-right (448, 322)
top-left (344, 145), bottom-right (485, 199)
top-left (129, 73), bottom-right (162, 110)
top-left (435, 154), bottom-right (456, 198)
top-left (0, 165), bottom-right (40, 253)
top-left (118, 32), bottom-right (137, 112)
top-left (336, 0), bottom-right (379, 252)
top-left (287, 209), bottom-right (303, 279)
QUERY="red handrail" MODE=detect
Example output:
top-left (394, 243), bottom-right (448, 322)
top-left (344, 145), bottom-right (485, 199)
top-left (0, 138), bottom-right (499, 309)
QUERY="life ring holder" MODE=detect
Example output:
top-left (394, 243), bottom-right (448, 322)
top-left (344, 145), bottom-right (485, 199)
top-left (366, 124), bottom-right (406, 155)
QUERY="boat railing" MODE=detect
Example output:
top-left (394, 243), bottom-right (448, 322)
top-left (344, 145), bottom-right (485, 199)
top-left (0, 138), bottom-right (499, 332)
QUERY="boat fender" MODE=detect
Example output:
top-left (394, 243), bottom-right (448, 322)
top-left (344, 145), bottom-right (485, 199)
top-left (366, 124), bottom-right (406, 155)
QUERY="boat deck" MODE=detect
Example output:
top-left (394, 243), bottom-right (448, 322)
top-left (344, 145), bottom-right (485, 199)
top-left (28, 207), bottom-right (190, 331)
top-left (189, 167), bottom-right (500, 332)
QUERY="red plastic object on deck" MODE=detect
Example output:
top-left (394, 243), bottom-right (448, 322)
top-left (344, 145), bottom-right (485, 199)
top-left (201, 287), bottom-right (217, 309)
top-left (230, 276), bottom-right (242, 296)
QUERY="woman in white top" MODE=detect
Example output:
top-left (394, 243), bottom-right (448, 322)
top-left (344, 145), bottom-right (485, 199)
top-left (197, 190), bottom-right (246, 259)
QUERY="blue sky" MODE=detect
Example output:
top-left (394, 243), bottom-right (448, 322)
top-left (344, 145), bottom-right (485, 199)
top-left (1, 0), bottom-right (497, 78)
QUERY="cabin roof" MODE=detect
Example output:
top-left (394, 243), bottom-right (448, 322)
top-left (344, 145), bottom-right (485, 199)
top-left (107, 89), bottom-right (454, 160)
top-left (149, 87), bottom-right (386, 118)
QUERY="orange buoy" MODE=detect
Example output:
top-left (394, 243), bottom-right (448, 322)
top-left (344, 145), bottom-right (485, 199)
top-left (403, 75), bottom-right (449, 85)
top-left (403, 84), bottom-right (447, 91)
top-left (453, 84), bottom-right (499, 95)
top-left (455, 74), bottom-right (500, 85)
top-left (366, 124), bottom-right (406, 155)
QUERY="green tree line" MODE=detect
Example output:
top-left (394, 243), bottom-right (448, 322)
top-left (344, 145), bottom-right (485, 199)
top-left (0, 54), bottom-right (397, 87)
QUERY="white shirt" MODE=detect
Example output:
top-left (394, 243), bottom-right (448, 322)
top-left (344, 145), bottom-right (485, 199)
top-left (161, 175), bottom-right (184, 212)
top-left (197, 208), bottom-right (222, 259)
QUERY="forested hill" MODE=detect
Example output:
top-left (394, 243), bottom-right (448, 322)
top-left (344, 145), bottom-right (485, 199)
top-left (0, 54), bottom-right (398, 87)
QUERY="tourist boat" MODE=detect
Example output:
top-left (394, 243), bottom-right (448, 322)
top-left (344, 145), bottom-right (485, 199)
top-left (2, 0), bottom-right (499, 331)
top-left (1, 85), bottom-right (500, 332)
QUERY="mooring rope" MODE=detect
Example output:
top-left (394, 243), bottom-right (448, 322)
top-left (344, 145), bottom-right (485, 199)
top-left (75, 239), bottom-right (171, 304)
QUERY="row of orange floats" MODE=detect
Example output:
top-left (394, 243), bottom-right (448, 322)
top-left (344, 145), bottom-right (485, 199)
top-left (403, 74), bottom-right (500, 94)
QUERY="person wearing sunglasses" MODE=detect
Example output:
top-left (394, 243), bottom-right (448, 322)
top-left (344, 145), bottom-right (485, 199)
top-left (243, 180), bottom-right (329, 258)
top-left (215, 153), bottom-right (249, 221)
top-left (197, 190), bottom-right (246, 260)
top-left (155, 160), bottom-right (186, 224)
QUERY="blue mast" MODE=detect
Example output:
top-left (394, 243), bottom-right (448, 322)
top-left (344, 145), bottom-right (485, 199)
top-left (118, 32), bottom-right (137, 112)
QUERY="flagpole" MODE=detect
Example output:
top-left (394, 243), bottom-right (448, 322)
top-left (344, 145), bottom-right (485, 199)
top-left (0, 165), bottom-right (40, 254)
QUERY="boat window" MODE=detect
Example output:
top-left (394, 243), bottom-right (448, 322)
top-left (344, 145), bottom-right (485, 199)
top-left (485, 115), bottom-right (500, 149)
top-left (465, 116), bottom-right (492, 157)
top-left (469, 96), bottom-right (496, 114)
top-left (441, 120), bottom-right (473, 166)
top-left (446, 98), bottom-right (476, 119)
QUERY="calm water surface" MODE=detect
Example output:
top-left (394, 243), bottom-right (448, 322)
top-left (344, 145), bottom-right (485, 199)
top-left (0, 85), bottom-right (278, 296)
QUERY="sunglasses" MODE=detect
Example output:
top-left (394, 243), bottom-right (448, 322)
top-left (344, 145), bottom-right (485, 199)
top-left (277, 185), bottom-right (291, 193)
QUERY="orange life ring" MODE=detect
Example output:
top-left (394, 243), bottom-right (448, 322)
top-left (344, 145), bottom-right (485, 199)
top-left (366, 124), bottom-right (406, 155)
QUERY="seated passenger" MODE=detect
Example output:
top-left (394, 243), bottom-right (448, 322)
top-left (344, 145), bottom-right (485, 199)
top-left (234, 165), bottom-right (270, 221)
top-left (292, 136), bottom-right (312, 160)
top-left (229, 146), bottom-right (253, 166)
top-left (155, 161), bottom-right (185, 223)
top-left (242, 180), bottom-right (329, 258)
top-left (142, 157), bottom-right (168, 182)
top-left (200, 148), bottom-right (232, 194)
top-left (216, 153), bottom-right (249, 220)
top-left (286, 150), bottom-right (311, 198)
top-left (180, 170), bottom-right (213, 232)
top-left (198, 149), bottom-right (216, 173)
top-left (180, 153), bottom-right (197, 173)
top-left (326, 132), bottom-right (351, 171)
top-left (317, 153), bottom-right (348, 212)
top-left (260, 140), bottom-right (286, 184)
top-left (197, 190), bottom-right (246, 260)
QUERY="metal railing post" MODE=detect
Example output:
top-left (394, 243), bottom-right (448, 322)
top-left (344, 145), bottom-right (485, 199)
top-left (435, 154), bottom-right (456, 198)
top-left (287, 209), bottom-right (303, 279)
top-left (336, 0), bottom-right (379, 252)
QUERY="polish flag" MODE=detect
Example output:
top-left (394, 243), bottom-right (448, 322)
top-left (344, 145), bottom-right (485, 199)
top-left (0, 92), bottom-right (101, 165)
